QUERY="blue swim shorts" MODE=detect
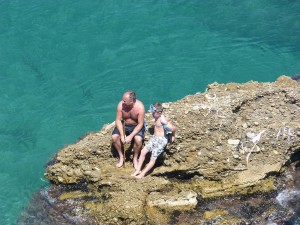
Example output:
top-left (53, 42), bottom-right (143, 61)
top-left (112, 124), bottom-right (146, 139)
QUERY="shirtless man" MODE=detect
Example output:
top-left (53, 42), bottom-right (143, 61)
top-left (112, 91), bottom-right (145, 168)
top-left (132, 102), bottom-right (176, 178)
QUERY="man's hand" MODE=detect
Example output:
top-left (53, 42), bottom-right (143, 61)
top-left (124, 135), bottom-right (133, 143)
top-left (121, 136), bottom-right (126, 144)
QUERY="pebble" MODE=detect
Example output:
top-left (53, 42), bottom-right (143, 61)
top-left (233, 154), bottom-right (240, 159)
top-left (246, 133), bottom-right (255, 139)
top-left (192, 106), bottom-right (200, 111)
top-left (58, 176), bottom-right (64, 182)
top-left (255, 146), bottom-right (261, 152)
top-left (162, 103), bottom-right (170, 108)
top-left (228, 139), bottom-right (240, 145)
top-left (273, 150), bottom-right (279, 155)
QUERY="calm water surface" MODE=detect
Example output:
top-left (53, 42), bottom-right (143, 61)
top-left (0, 1), bottom-right (299, 224)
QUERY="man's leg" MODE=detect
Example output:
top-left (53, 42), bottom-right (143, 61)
top-left (135, 157), bottom-right (156, 179)
top-left (112, 134), bottom-right (124, 167)
top-left (133, 135), bottom-right (143, 169)
top-left (132, 146), bottom-right (149, 176)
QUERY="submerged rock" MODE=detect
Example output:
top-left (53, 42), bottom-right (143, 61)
top-left (21, 76), bottom-right (300, 224)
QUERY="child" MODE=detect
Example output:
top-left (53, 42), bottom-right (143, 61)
top-left (132, 102), bottom-right (176, 179)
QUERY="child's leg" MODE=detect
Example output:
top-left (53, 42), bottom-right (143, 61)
top-left (132, 147), bottom-right (149, 176)
top-left (135, 157), bottom-right (156, 179)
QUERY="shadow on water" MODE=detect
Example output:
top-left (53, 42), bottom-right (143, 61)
top-left (0, 119), bottom-right (37, 151)
top-left (292, 75), bottom-right (300, 82)
top-left (22, 54), bottom-right (46, 83)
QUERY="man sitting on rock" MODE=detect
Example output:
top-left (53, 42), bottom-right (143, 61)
top-left (112, 91), bottom-right (146, 168)
top-left (132, 102), bottom-right (176, 178)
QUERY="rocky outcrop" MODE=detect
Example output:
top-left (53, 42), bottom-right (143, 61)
top-left (39, 76), bottom-right (300, 224)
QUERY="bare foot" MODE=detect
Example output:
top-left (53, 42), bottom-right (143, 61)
top-left (131, 171), bottom-right (141, 176)
top-left (134, 173), bottom-right (145, 179)
top-left (133, 159), bottom-right (138, 169)
top-left (116, 158), bottom-right (124, 168)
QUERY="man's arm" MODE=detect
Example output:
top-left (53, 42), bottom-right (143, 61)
top-left (115, 102), bottom-right (125, 142)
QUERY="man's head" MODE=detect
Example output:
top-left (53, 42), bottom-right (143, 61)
top-left (122, 91), bottom-right (136, 106)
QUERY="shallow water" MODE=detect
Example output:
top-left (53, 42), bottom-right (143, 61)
top-left (0, 1), bottom-right (300, 224)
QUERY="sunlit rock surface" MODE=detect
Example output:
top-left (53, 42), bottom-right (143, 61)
top-left (21, 76), bottom-right (300, 224)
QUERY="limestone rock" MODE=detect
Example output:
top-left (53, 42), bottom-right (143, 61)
top-left (147, 190), bottom-right (197, 210)
top-left (41, 76), bottom-right (300, 224)
top-left (228, 139), bottom-right (240, 145)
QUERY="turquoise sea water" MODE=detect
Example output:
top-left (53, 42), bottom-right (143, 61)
top-left (0, 1), bottom-right (299, 224)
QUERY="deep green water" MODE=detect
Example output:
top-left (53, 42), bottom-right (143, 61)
top-left (0, 1), bottom-right (299, 224)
